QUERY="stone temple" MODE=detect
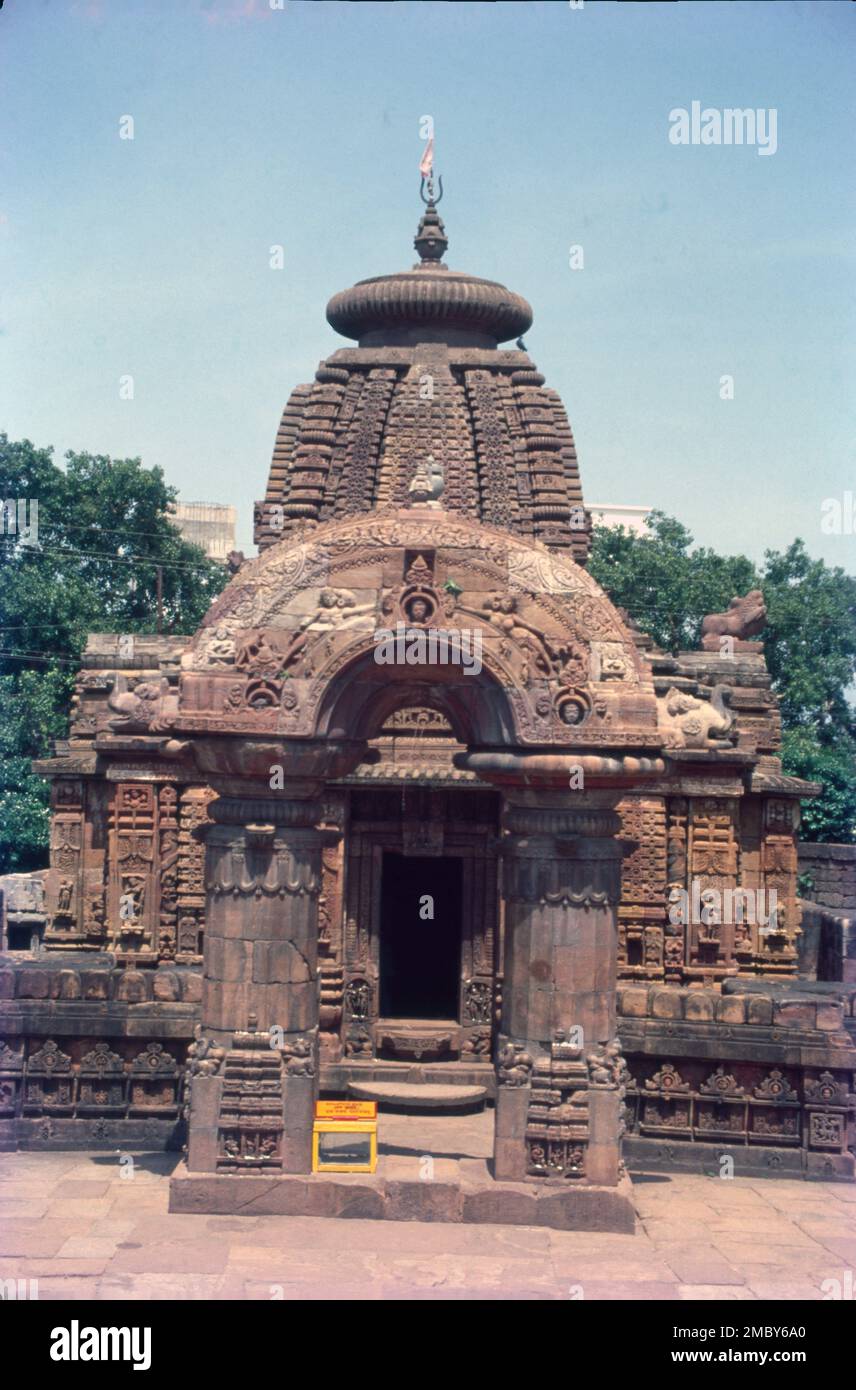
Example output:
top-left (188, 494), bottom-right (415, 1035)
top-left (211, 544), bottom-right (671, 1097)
top-left (3, 191), bottom-right (854, 1228)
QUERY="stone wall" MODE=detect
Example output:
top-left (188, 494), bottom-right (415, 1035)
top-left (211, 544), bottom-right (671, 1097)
top-left (0, 954), bottom-right (199, 1151)
top-left (618, 979), bottom-right (856, 1180)
top-left (5, 950), bottom-right (856, 1182)
top-left (798, 842), bottom-right (856, 912)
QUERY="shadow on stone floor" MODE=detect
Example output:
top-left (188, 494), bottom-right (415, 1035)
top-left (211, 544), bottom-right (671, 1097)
top-left (85, 1152), bottom-right (182, 1176)
top-left (378, 1139), bottom-right (487, 1161)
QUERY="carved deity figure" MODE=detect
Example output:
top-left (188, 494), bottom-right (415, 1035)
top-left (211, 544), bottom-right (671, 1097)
top-left (56, 880), bottom-right (74, 915)
top-left (408, 455), bottom-right (444, 504)
top-left (480, 594), bottom-right (581, 684)
top-left (207, 624), bottom-right (236, 664)
top-left (235, 630), bottom-right (283, 675)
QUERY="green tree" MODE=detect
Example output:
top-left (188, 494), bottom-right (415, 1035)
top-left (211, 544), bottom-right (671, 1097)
top-left (761, 540), bottom-right (856, 735)
top-left (0, 435), bottom-right (228, 871)
top-left (781, 727), bottom-right (856, 844)
top-left (588, 511), bottom-right (757, 654)
top-left (588, 513), bottom-right (856, 843)
top-left (762, 541), bottom-right (856, 843)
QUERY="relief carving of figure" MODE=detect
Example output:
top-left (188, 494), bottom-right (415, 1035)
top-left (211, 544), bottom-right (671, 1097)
top-left (107, 675), bottom-right (177, 732)
top-left (56, 880), bottom-right (74, 916)
top-left (659, 685), bottom-right (733, 749)
top-left (303, 588), bottom-right (374, 632)
top-left (479, 594), bottom-right (579, 683)
top-left (206, 624), bottom-right (237, 665)
top-left (587, 1039), bottom-right (627, 1089)
top-left (592, 641), bottom-right (629, 681)
top-left (497, 1038), bottom-right (533, 1087)
top-left (235, 629), bottom-right (288, 676)
top-left (281, 1033), bottom-right (315, 1076)
top-left (187, 1026), bottom-right (225, 1077)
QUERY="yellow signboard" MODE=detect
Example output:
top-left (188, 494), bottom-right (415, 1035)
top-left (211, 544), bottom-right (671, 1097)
top-left (312, 1098), bottom-right (378, 1173)
top-left (312, 1119), bottom-right (377, 1174)
top-left (315, 1100), bottom-right (377, 1120)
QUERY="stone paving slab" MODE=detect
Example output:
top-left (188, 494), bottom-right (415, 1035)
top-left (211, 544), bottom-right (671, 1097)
top-left (1, 1117), bottom-right (854, 1300)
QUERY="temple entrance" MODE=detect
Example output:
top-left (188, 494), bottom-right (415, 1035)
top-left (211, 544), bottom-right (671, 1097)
top-left (331, 783), bottom-right (501, 1077)
top-left (379, 851), bottom-right (463, 1020)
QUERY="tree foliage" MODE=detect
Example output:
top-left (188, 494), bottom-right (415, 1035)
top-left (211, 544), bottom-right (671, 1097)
top-left (588, 512), bottom-right (856, 843)
top-left (0, 435), bottom-right (228, 870)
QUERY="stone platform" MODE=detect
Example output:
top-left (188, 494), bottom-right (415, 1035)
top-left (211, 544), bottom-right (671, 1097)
top-left (168, 1162), bottom-right (636, 1233)
top-left (172, 1102), bottom-right (635, 1231)
top-left (170, 1112), bottom-right (633, 1231)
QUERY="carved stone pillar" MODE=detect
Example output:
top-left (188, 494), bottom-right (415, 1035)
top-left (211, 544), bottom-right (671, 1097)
top-left (186, 792), bottom-right (338, 1176)
top-left (495, 795), bottom-right (627, 1185)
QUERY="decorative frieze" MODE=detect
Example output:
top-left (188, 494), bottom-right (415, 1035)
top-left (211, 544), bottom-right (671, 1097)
top-left (625, 1054), bottom-right (855, 1170)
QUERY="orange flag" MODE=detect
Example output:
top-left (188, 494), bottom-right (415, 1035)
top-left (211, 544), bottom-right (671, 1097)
top-left (419, 137), bottom-right (434, 179)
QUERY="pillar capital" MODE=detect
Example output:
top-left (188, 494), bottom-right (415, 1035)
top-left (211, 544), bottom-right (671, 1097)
top-left (208, 792), bottom-right (327, 829)
top-left (501, 800), bottom-right (623, 844)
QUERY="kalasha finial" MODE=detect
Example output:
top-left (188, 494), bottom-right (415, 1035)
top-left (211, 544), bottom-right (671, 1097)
top-left (415, 135), bottom-right (447, 263)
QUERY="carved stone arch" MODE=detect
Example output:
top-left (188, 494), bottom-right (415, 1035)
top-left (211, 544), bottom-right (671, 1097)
top-left (313, 648), bottom-right (519, 747)
top-left (156, 510), bottom-right (665, 764)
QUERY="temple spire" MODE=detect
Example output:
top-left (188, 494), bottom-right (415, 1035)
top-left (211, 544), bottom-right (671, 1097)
top-left (414, 138), bottom-right (447, 264)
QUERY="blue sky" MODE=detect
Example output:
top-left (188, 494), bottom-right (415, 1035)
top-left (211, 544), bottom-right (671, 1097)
top-left (1, 0), bottom-right (854, 564)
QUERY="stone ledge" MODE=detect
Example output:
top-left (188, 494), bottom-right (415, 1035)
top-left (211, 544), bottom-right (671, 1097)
top-left (347, 1080), bottom-right (487, 1108)
top-left (0, 1001), bottom-right (199, 1039)
top-left (617, 981), bottom-right (856, 1027)
top-left (625, 1135), bottom-right (855, 1182)
top-left (322, 1059), bottom-right (496, 1097)
top-left (0, 960), bottom-right (203, 1005)
top-left (168, 1163), bottom-right (636, 1233)
top-left (619, 1017), bottom-right (856, 1065)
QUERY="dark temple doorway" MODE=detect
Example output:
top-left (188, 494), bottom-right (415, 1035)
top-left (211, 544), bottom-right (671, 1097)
top-left (379, 851), bottom-right (463, 1019)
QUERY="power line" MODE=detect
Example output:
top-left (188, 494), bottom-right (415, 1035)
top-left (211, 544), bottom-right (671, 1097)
top-left (0, 642), bottom-right (189, 666)
top-left (38, 518), bottom-right (227, 546)
top-left (0, 538), bottom-right (222, 574)
top-left (0, 650), bottom-right (90, 667)
top-left (0, 507), bottom-right (237, 549)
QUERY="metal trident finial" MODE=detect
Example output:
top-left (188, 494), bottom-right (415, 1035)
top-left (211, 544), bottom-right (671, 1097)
top-left (420, 174), bottom-right (443, 206)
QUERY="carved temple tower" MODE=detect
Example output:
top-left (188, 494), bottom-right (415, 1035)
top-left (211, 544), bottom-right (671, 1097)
top-left (178, 192), bottom-right (668, 1195)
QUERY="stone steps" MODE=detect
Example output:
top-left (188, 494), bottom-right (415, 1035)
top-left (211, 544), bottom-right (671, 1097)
top-left (347, 1080), bottom-right (487, 1110)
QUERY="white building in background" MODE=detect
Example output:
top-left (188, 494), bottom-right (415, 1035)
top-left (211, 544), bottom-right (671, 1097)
top-left (588, 504), bottom-right (652, 536)
top-left (171, 500), bottom-right (237, 562)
